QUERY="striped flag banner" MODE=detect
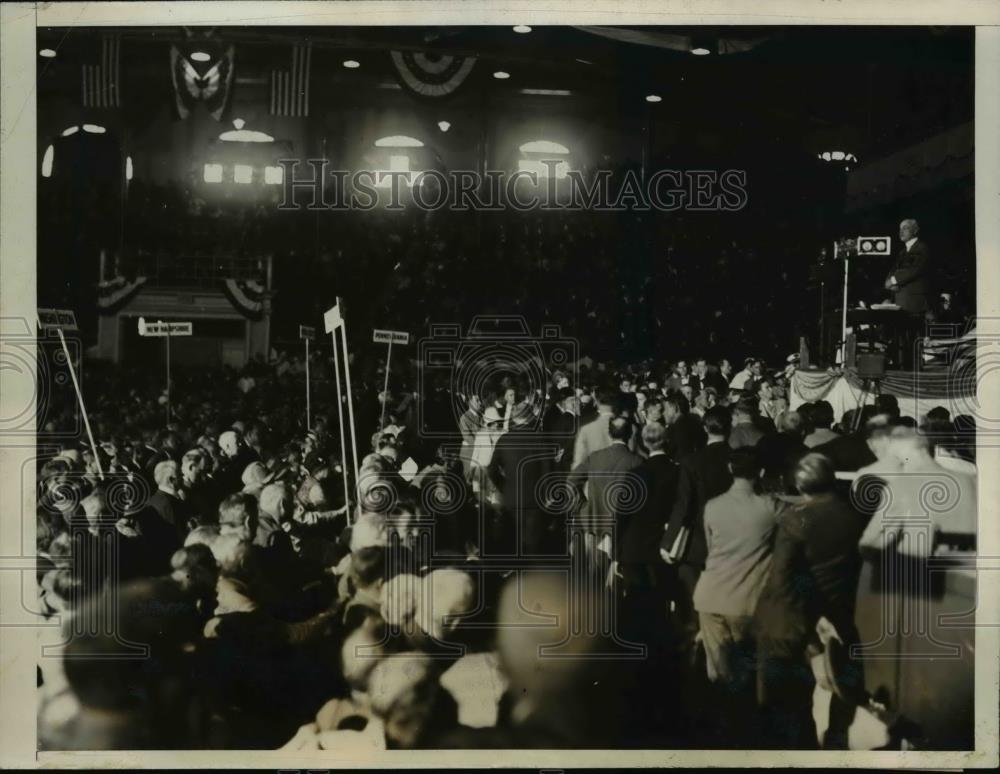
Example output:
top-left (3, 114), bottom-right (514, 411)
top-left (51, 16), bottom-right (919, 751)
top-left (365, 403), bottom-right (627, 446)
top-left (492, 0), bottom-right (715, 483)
top-left (82, 35), bottom-right (120, 108)
top-left (270, 43), bottom-right (312, 116)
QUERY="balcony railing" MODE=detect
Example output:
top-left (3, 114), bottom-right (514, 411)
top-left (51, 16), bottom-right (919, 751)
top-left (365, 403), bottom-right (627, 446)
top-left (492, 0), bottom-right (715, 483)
top-left (112, 250), bottom-right (270, 285)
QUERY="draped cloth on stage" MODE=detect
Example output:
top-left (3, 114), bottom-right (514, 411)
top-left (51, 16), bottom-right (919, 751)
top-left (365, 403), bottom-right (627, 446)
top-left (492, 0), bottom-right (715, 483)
top-left (790, 368), bottom-right (976, 424)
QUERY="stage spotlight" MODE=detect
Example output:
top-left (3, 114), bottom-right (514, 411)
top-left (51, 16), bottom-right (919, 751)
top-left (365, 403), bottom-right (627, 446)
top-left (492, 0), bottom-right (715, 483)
top-left (520, 140), bottom-right (569, 154)
top-left (645, 94), bottom-right (662, 103)
top-left (61, 126), bottom-right (79, 137)
top-left (513, 25), bottom-right (532, 33)
top-left (375, 135), bottom-right (424, 148)
top-left (191, 51), bottom-right (211, 63)
top-left (41, 145), bottom-right (54, 178)
top-left (818, 150), bottom-right (858, 166)
top-left (82, 124), bottom-right (106, 134)
top-left (203, 163), bottom-right (223, 184)
top-left (233, 118), bottom-right (246, 130)
top-left (264, 165), bottom-right (284, 185)
top-left (39, 48), bottom-right (56, 58)
top-left (493, 71), bottom-right (510, 80)
top-left (343, 59), bottom-right (360, 69)
top-left (220, 127), bottom-right (275, 143)
top-left (234, 164), bottom-right (253, 184)
top-left (691, 37), bottom-right (713, 55)
top-left (438, 120), bottom-right (451, 132)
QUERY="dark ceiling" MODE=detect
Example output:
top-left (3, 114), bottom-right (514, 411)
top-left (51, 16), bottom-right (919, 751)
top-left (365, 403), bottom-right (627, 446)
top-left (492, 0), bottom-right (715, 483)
top-left (37, 25), bottom-right (973, 160)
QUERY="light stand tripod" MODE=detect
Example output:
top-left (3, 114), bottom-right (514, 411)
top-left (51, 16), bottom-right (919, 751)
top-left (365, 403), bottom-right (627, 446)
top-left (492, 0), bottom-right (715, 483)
top-left (851, 375), bottom-right (882, 433)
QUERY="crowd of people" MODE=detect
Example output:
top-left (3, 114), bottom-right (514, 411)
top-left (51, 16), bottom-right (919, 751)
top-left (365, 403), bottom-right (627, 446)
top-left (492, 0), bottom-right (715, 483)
top-left (34, 344), bottom-right (978, 751)
top-left (42, 164), bottom-right (827, 364)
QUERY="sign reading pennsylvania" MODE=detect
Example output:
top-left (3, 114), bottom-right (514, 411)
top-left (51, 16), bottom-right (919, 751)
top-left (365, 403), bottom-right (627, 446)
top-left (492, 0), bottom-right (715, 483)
top-left (372, 329), bottom-right (410, 345)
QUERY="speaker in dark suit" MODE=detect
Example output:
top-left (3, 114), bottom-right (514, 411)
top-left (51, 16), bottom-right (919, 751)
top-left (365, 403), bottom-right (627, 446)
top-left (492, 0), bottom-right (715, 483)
top-left (885, 219), bottom-right (931, 315)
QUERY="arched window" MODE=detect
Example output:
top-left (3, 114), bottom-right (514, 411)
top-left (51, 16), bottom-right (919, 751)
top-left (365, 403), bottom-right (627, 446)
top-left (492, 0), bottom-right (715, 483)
top-left (518, 139), bottom-right (570, 179)
top-left (373, 135), bottom-right (424, 188)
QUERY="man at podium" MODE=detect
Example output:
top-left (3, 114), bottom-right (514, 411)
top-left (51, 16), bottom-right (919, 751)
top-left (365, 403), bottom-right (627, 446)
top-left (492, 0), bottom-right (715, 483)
top-left (884, 218), bottom-right (931, 315)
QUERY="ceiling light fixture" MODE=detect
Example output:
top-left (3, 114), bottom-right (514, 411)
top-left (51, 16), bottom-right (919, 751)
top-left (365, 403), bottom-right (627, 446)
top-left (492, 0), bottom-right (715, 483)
top-left (493, 71), bottom-right (510, 80)
top-left (645, 94), bottom-right (662, 103)
top-left (513, 25), bottom-right (532, 34)
top-left (190, 51), bottom-right (211, 63)
top-left (39, 48), bottom-right (56, 58)
top-left (438, 121), bottom-right (451, 132)
top-left (343, 60), bottom-right (360, 69)
top-left (374, 135), bottom-right (424, 148)
top-left (219, 128), bottom-right (275, 143)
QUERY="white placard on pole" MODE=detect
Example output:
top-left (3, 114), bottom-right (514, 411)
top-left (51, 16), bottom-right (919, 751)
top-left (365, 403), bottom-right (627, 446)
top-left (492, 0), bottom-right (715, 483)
top-left (373, 329), bottom-right (410, 431)
top-left (372, 329), bottom-right (410, 345)
top-left (380, 338), bottom-right (393, 432)
top-left (166, 324), bottom-right (171, 424)
top-left (301, 326), bottom-right (314, 430)
top-left (138, 318), bottom-right (192, 424)
top-left (38, 309), bottom-right (102, 479)
top-left (838, 242), bottom-right (849, 364)
top-left (137, 318), bottom-right (192, 337)
top-left (337, 297), bottom-right (360, 490)
top-left (324, 303), bottom-right (342, 334)
top-left (327, 308), bottom-right (352, 520)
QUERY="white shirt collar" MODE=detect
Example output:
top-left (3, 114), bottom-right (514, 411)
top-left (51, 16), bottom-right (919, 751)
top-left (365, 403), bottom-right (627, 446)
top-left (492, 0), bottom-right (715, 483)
top-left (649, 450), bottom-right (666, 457)
top-left (905, 237), bottom-right (918, 250)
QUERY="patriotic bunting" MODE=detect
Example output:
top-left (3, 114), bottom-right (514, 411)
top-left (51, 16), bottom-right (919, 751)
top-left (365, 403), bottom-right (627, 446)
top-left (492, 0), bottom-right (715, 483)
top-left (97, 275), bottom-right (147, 314)
top-left (170, 44), bottom-right (235, 121)
top-left (389, 50), bottom-right (476, 98)
top-left (222, 278), bottom-right (267, 320)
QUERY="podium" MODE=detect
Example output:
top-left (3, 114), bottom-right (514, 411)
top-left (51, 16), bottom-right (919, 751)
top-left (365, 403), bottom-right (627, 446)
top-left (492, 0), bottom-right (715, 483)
top-left (846, 307), bottom-right (921, 369)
